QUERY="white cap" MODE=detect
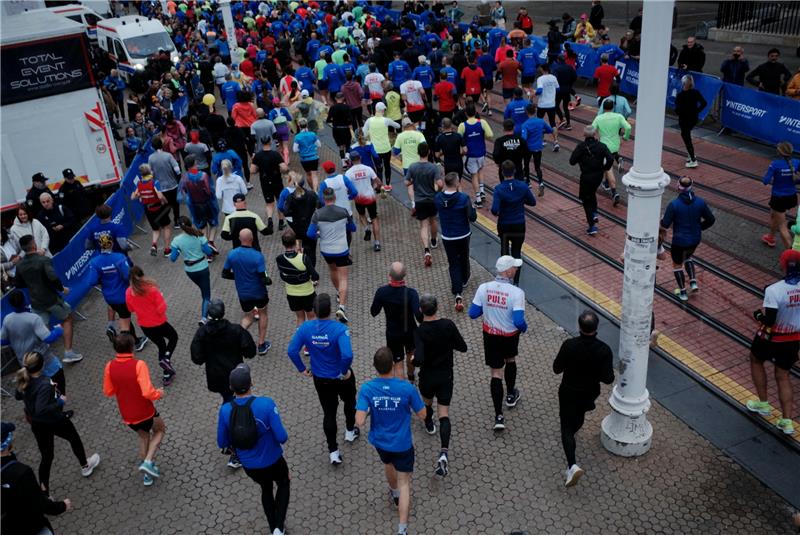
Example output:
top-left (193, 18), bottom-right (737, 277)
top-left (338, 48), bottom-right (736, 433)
top-left (418, 55), bottom-right (427, 65)
top-left (401, 117), bottom-right (413, 127)
top-left (496, 255), bottom-right (523, 272)
top-left (375, 102), bottom-right (386, 112)
top-left (301, 89), bottom-right (309, 97)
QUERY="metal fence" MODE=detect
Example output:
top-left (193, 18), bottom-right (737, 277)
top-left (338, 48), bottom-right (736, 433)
top-left (716, 1), bottom-right (800, 35)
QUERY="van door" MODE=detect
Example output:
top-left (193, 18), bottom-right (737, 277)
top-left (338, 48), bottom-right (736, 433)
top-left (84, 12), bottom-right (101, 41)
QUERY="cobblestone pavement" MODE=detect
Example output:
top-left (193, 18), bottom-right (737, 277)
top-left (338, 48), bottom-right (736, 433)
top-left (2, 141), bottom-right (796, 535)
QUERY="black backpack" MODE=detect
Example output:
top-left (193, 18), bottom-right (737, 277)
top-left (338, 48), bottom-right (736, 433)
top-left (228, 398), bottom-right (258, 450)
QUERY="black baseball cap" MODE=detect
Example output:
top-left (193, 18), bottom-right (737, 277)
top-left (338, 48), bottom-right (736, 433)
top-left (62, 168), bottom-right (76, 179)
top-left (207, 299), bottom-right (225, 320)
top-left (232, 193), bottom-right (246, 203)
top-left (32, 172), bottom-right (46, 184)
top-left (229, 363), bottom-right (252, 394)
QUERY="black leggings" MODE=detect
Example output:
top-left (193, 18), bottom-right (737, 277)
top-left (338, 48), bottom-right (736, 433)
top-left (162, 188), bottom-right (181, 225)
top-left (313, 373), bottom-right (357, 452)
top-left (244, 457), bottom-right (291, 533)
top-left (377, 151), bottom-right (392, 185)
top-left (31, 417), bottom-right (88, 492)
top-left (559, 389), bottom-right (595, 468)
top-left (679, 120), bottom-right (696, 161)
top-left (498, 223), bottom-right (525, 284)
top-left (442, 236), bottom-right (471, 295)
top-left (555, 92), bottom-right (571, 125)
top-left (579, 177), bottom-right (602, 226)
top-left (140, 322), bottom-right (179, 365)
top-left (523, 151), bottom-right (543, 184)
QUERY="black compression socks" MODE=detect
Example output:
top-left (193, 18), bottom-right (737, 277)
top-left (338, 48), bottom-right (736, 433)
top-left (504, 362), bottom-right (517, 394)
top-left (439, 417), bottom-right (451, 450)
top-left (425, 405), bottom-right (433, 425)
top-left (684, 260), bottom-right (696, 282)
top-left (673, 268), bottom-right (686, 290)
top-left (490, 378), bottom-right (504, 416)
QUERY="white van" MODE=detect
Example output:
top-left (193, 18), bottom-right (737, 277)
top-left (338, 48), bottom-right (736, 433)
top-left (97, 16), bottom-right (177, 78)
top-left (26, 5), bottom-right (105, 42)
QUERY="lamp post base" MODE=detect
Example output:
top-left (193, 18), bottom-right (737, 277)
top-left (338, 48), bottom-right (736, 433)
top-left (600, 411), bottom-right (653, 457)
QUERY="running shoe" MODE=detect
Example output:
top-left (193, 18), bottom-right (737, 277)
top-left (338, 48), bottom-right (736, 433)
top-left (611, 193), bottom-right (620, 207)
top-left (564, 124), bottom-right (573, 131)
top-left (745, 399), bottom-right (773, 416)
top-left (538, 182), bottom-right (545, 197)
top-left (761, 234), bottom-right (776, 247)
top-left (462, 275), bottom-right (470, 288)
top-left (150, 245), bottom-right (157, 256)
top-left (430, 236), bottom-right (438, 249)
top-left (474, 198), bottom-right (483, 209)
top-left (162, 247), bottom-right (171, 257)
top-left (435, 453), bottom-right (449, 477)
top-left (481, 101), bottom-right (489, 113)
top-left (593, 212), bottom-right (599, 223)
top-left (336, 305), bottom-right (349, 323)
top-left (265, 221), bottom-right (274, 235)
top-left (685, 159), bottom-right (698, 168)
top-left (143, 473), bottom-right (154, 486)
top-left (674, 288), bottom-right (688, 302)
top-left (247, 183), bottom-right (254, 190)
top-left (586, 225), bottom-right (598, 236)
top-left (254, 311), bottom-right (260, 320)
top-left (162, 373), bottom-right (175, 387)
top-left (80, 453), bottom-right (100, 477)
top-left (329, 450), bottom-right (343, 465)
top-left (364, 229), bottom-right (372, 242)
top-left (617, 159), bottom-right (624, 173)
top-left (689, 280), bottom-right (699, 292)
top-left (424, 420), bottom-right (437, 435)
top-left (227, 453), bottom-right (242, 469)
top-left (565, 464), bottom-right (584, 487)
top-left (383, 184), bottom-right (393, 192)
top-left (257, 341), bottom-right (272, 355)
top-left (373, 243), bottom-right (381, 252)
top-left (138, 460), bottom-right (160, 477)
top-left (278, 220), bottom-right (285, 231)
top-left (600, 180), bottom-right (610, 192)
top-left (135, 336), bottom-right (149, 352)
top-left (106, 325), bottom-right (117, 344)
top-left (776, 418), bottom-right (795, 435)
top-left (553, 142), bottom-right (560, 153)
top-left (505, 388), bottom-right (521, 408)
top-left (159, 359), bottom-right (177, 375)
top-left (424, 252), bottom-right (432, 267)
top-left (62, 351), bottom-right (84, 364)
top-left (557, 120), bottom-right (567, 129)
top-left (479, 191), bottom-right (486, 199)
top-left (344, 427), bottom-right (361, 443)
top-left (493, 415), bottom-right (506, 431)
top-left (454, 295), bottom-right (464, 313)
top-left (389, 489), bottom-right (399, 507)
top-left (575, 95), bottom-right (582, 106)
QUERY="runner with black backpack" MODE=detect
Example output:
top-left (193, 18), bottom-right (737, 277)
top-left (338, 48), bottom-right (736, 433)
top-left (217, 364), bottom-right (290, 535)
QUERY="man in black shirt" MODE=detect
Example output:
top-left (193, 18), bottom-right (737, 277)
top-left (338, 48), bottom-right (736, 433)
top-left (413, 294), bottom-right (467, 477)
top-left (327, 92), bottom-right (353, 159)
top-left (553, 310), bottom-right (614, 487)
top-left (492, 119), bottom-right (526, 181)
top-left (746, 48), bottom-right (792, 95)
top-left (435, 118), bottom-right (465, 179)
top-left (284, 179), bottom-right (319, 268)
top-left (57, 169), bottom-right (90, 221)
top-left (569, 125), bottom-right (613, 235)
top-left (36, 192), bottom-right (76, 254)
top-left (250, 138), bottom-right (286, 235)
top-left (25, 173), bottom-right (52, 216)
top-left (370, 262), bottom-right (423, 382)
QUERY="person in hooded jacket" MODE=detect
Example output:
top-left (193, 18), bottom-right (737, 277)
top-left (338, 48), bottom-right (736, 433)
top-left (491, 161), bottom-right (537, 285)
top-left (660, 176), bottom-right (715, 302)
top-left (191, 299), bottom-right (256, 468)
top-left (569, 126), bottom-right (614, 236)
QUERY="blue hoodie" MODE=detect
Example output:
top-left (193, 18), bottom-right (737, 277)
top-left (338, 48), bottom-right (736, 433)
top-left (491, 179), bottom-right (537, 225)
top-left (217, 396), bottom-right (288, 469)
top-left (287, 319), bottom-right (353, 378)
top-left (763, 158), bottom-right (800, 197)
top-left (434, 190), bottom-right (476, 240)
top-left (87, 251), bottom-right (130, 305)
top-left (660, 190), bottom-right (715, 247)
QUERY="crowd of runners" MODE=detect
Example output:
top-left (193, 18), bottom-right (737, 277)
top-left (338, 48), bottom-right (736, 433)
top-left (1, 1), bottom-right (799, 534)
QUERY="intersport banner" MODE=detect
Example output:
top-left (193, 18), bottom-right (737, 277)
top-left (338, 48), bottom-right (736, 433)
top-left (720, 83), bottom-right (800, 146)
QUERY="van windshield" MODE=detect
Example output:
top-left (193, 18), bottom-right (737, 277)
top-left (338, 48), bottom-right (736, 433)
top-left (124, 33), bottom-right (175, 59)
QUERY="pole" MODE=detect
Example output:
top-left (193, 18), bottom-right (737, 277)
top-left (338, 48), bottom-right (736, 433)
top-left (600, 0), bottom-right (674, 457)
top-left (219, 0), bottom-right (239, 65)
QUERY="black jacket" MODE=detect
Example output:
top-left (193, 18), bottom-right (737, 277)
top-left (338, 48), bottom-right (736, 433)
top-left (569, 138), bottom-right (613, 182)
top-left (553, 333), bottom-right (615, 400)
top-left (57, 180), bottom-right (90, 221)
top-left (675, 88), bottom-right (708, 124)
top-left (285, 189), bottom-right (319, 237)
top-left (14, 375), bottom-right (64, 425)
top-left (1, 454), bottom-right (67, 535)
top-left (677, 44), bottom-right (706, 72)
top-left (492, 134), bottom-right (526, 179)
top-left (190, 319), bottom-right (256, 393)
top-left (36, 205), bottom-right (76, 254)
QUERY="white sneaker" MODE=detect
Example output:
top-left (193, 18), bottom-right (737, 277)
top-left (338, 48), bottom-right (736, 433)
top-left (273, 529), bottom-right (285, 535)
top-left (565, 464), bottom-right (584, 487)
top-left (344, 427), bottom-right (360, 442)
top-left (63, 351), bottom-right (84, 364)
top-left (81, 453), bottom-right (101, 477)
top-left (329, 450), bottom-right (343, 465)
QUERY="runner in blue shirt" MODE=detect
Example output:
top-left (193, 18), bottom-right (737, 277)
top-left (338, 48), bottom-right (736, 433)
top-left (221, 228), bottom-right (271, 355)
top-left (286, 293), bottom-right (359, 465)
top-left (388, 52), bottom-right (411, 88)
top-left (306, 35), bottom-right (321, 62)
top-left (340, 57), bottom-right (356, 80)
top-left (355, 56), bottom-right (371, 84)
top-left (440, 58), bottom-right (458, 87)
top-left (356, 347), bottom-right (426, 535)
top-left (294, 61), bottom-right (316, 95)
top-left (84, 203), bottom-right (128, 253)
top-left (221, 75), bottom-right (241, 113)
top-left (292, 119), bottom-right (322, 190)
top-left (412, 58), bottom-right (435, 102)
top-left (323, 61), bottom-right (345, 95)
top-left (518, 40), bottom-right (540, 95)
top-left (476, 49), bottom-right (496, 114)
top-left (504, 88), bottom-right (530, 135)
top-left (521, 104), bottom-right (554, 195)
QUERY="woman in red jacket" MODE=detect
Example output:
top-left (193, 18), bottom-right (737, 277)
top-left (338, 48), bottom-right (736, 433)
top-left (125, 266), bottom-right (179, 387)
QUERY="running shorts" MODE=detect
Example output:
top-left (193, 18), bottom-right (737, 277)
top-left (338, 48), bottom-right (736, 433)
top-left (464, 156), bottom-right (485, 175)
top-left (750, 335), bottom-right (799, 371)
top-left (483, 331), bottom-right (520, 368)
top-left (145, 205), bottom-right (171, 230)
top-left (769, 194), bottom-right (798, 213)
top-left (301, 159), bottom-right (319, 172)
top-left (502, 87), bottom-right (515, 100)
top-left (386, 333), bottom-right (415, 362)
top-left (521, 75), bottom-right (535, 85)
top-left (537, 106), bottom-right (557, 127)
top-left (109, 301), bottom-right (132, 320)
top-left (317, 79), bottom-right (329, 91)
top-left (480, 78), bottom-right (493, 91)
top-left (408, 109), bottom-right (425, 123)
top-left (669, 243), bottom-right (698, 265)
top-left (239, 296), bottom-right (269, 312)
top-left (332, 126), bottom-right (352, 147)
top-left (322, 253), bottom-right (352, 267)
top-left (275, 124), bottom-right (290, 143)
top-left (287, 293), bottom-right (315, 312)
top-left (355, 202), bottom-right (378, 219)
top-left (260, 176), bottom-right (284, 204)
top-left (375, 446), bottom-right (415, 473)
top-left (414, 201), bottom-right (437, 221)
top-left (128, 412), bottom-right (159, 432)
top-left (418, 372), bottom-right (454, 405)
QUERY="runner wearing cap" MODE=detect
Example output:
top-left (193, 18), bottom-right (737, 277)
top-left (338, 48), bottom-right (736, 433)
top-left (287, 294), bottom-right (359, 465)
top-left (364, 103), bottom-right (400, 192)
top-left (413, 294), bottom-right (468, 476)
top-left (217, 364), bottom-right (290, 535)
top-left (748, 249), bottom-right (800, 436)
top-left (356, 347), bottom-right (426, 535)
top-left (293, 118), bottom-right (322, 190)
top-left (307, 188), bottom-right (357, 323)
top-left (222, 228), bottom-right (272, 356)
top-left (405, 143), bottom-right (442, 268)
top-left (346, 151), bottom-right (382, 252)
top-left (412, 55), bottom-right (435, 104)
top-left (469, 256), bottom-right (528, 430)
top-left (103, 333), bottom-right (165, 486)
top-left (491, 161), bottom-right (537, 285)
top-left (318, 161), bottom-right (358, 217)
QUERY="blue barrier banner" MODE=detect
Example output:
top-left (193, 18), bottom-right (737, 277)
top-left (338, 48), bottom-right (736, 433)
top-left (720, 83), bottom-right (800, 146)
top-left (570, 43), bottom-right (602, 79)
top-left (615, 58), bottom-right (640, 96)
top-left (666, 68), bottom-right (723, 121)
